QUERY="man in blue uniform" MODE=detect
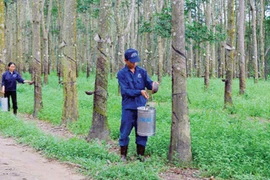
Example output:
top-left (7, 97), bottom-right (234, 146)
top-left (1, 62), bottom-right (33, 115)
top-left (117, 48), bottom-right (158, 161)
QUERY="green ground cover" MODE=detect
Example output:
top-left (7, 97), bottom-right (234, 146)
top-left (0, 72), bottom-right (269, 180)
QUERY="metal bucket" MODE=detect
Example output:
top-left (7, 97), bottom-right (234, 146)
top-left (1, 97), bottom-right (8, 111)
top-left (137, 106), bottom-right (156, 136)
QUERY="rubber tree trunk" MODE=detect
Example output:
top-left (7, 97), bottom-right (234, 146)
top-left (204, 2), bottom-right (211, 89)
top-left (16, 0), bottom-right (23, 74)
top-left (259, 0), bottom-right (265, 79)
top-left (224, 0), bottom-right (235, 108)
top-left (238, 0), bottom-right (246, 94)
top-left (0, 0), bottom-right (6, 64)
top-left (168, 0), bottom-right (192, 163)
top-left (87, 0), bottom-right (111, 141)
top-left (61, 0), bottom-right (79, 124)
top-left (32, 0), bottom-right (43, 118)
top-left (157, 0), bottom-right (164, 82)
top-left (187, 10), bottom-right (194, 77)
top-left (42, 0), bottom-right (53, 84)
top-left (250, 0), bottom-right (258, 83)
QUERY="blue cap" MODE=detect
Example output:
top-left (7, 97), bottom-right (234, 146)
top-left (124, 48), bottom-right (140, 63)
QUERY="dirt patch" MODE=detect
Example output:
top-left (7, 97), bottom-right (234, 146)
top-left (160, 167), bottom-right (209, 180)
top-left (247, 116), bottom-right (269, 124)
top-left (0, 135), bottom-right (87, 180)
top-left (19, 114), bottom-right (75, 139)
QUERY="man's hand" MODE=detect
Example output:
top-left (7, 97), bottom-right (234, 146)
top-left (28, 81), bottom-right (35, 85)
top-left (152, 82), bottom-right (159, 94)
top-left (24, 80), bottom-right (34, 85)
top-left (141, 90), bottom-right (149, 99)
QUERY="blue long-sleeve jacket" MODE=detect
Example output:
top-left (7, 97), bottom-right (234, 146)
top-left (117, 65), bottom-right (153, 110)
top-left (1, 70), bottom-right (24, 91)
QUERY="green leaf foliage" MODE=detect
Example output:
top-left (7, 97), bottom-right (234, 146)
top-left (186, 21), bottom-right (226, 43)
top-left (139, 7), bottom-right (172, 38)
top-left (153, 8), bottom-right (172, 38)
top-left (77, 0), bottom-right (100, 17)
top-left (139, 6), bottom-right (226, 44)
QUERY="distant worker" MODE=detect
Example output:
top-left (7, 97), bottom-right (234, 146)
top-left (117, 48), bottom-right (159, 161)
top-left (1, 62), bottom-right (34, 115)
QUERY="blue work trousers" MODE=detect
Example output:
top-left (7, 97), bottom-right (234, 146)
top-left (5, 91), bottom-right (17, 114)
top-left (119, 109), bottom-right (148, 147)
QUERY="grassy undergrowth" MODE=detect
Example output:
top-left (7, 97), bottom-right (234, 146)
top-left (0, 72), bottom-right (269, 180)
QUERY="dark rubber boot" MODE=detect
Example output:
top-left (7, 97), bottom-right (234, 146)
top-left (13, 109), bottom-right (17, 115)
top-left (137, 144), bottom-right (145, 162)
top-left (120, 146), bottom-right (128, 162)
